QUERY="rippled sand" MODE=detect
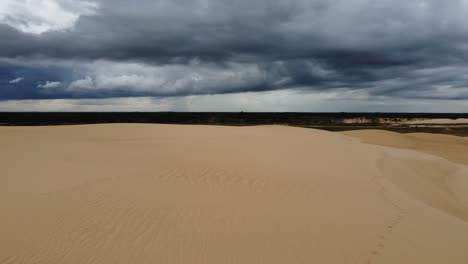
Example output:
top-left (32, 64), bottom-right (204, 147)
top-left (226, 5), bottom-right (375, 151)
top-left (1, 124), bottom-right (467, 264)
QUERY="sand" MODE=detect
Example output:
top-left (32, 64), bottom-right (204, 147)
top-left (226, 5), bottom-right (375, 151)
top-left (1, 124), bottom-right (467, 264)
top-left (342, 130), bottom-right (468, 165)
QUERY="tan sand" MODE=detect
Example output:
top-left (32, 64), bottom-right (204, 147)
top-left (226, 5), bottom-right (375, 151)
top-left (342, 130), bottom-right (468, 165)
top-left (1, 124), bottom-right (467, 264)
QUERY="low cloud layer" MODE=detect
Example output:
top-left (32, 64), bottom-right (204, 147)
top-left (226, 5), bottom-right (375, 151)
top-left (1, 0), bottom-right (468, 110)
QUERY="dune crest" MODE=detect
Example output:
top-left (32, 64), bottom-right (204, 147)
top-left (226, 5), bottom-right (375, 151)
top-left (1, 124), bottom-right (467, 264)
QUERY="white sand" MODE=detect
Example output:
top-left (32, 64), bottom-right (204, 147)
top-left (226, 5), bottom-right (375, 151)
top-left (1, 124), bottom-right (467, 264)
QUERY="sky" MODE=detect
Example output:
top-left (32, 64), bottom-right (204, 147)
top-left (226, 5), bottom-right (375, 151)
top-left (1, 0), bottom-right (468, 112)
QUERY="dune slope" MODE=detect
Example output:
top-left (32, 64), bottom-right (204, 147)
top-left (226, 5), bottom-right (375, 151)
top-left (0, 124), bottom-right (467, 264)
top-left (342, 129), bottom-right (468, 165)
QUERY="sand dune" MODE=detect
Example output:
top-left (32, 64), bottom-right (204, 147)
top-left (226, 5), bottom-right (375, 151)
top-left (342, 130), bottom-right (468, 165)
top-left (1, 124), bottom-right (468, 264)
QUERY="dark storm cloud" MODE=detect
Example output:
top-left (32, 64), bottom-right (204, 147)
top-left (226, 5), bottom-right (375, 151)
top-left (1, 0), bottom-right (468, 100)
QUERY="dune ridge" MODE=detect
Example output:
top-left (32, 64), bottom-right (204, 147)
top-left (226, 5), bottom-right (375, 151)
top-left (1, 124), bottom-right (467, 264)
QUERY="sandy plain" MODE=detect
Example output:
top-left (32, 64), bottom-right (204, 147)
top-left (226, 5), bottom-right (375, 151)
top-left (0, 124), bottom-right (467, 264)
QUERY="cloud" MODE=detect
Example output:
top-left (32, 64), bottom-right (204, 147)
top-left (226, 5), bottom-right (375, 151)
top-left (38, 81), bottom-right (62, 89)
top-left (1, 0), bottom-right (468, 111)
top-left (65, 60), bottom-right (275, 96)
top-left (9, 77), bottom-right (23, 84)
top-left (2, 0), bottom-right (468, 60)
top-left (68, 76), bottom-right (94, 91)
top-left (1, 90), bottom-right (468, 112)
top-left (0, 0), bottom-right (98, 34)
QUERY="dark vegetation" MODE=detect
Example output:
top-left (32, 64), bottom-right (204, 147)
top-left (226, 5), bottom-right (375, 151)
top-left (1, 112), bottom-right (467, 136)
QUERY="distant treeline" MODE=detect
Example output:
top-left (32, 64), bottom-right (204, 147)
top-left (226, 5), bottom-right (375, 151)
top-left (0, 112), bottom-right (467, 126)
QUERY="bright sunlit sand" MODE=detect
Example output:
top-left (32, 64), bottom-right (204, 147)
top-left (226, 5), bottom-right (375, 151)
top-left (1, 124), bottom-right (467, 264)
